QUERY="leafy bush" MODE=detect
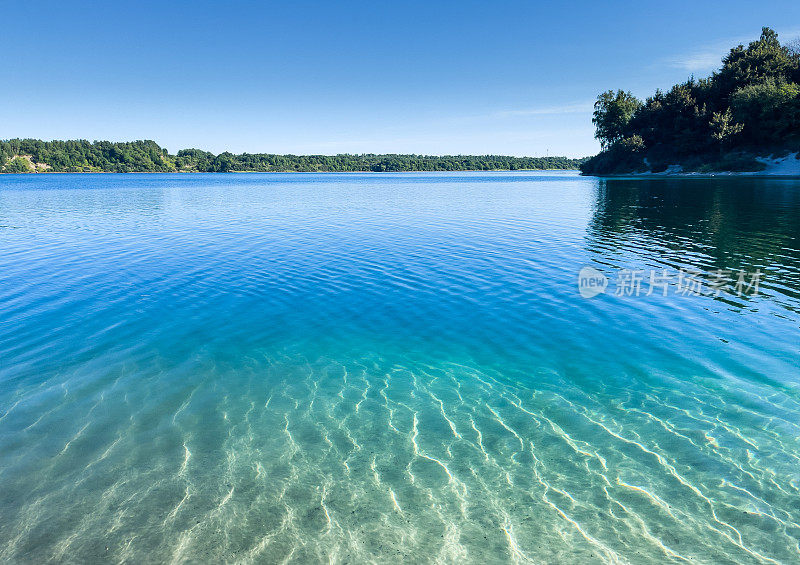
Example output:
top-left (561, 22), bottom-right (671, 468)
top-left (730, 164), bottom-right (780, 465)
top-left (698, 154), bottom-right (766, 173)
top-left (580, 136), bottom-right (647, 175)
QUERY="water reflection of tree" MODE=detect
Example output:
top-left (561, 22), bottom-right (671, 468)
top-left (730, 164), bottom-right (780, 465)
top-left (586, 178), bottom-right (800, 304)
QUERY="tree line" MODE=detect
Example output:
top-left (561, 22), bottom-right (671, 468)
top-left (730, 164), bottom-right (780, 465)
top-left (582, 28), bottom-right (800, 175)
top-left (0, 139), bottom-right (583, 173)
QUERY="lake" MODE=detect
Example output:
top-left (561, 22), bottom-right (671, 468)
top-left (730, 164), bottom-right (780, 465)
top-left (1, 171), bottom-right (799, 563)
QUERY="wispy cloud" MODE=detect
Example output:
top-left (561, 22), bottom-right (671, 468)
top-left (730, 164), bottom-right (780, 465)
top-left (492, 102), bottom-right (594, 118)
top-left (671, 50), bottom-right (727, 73)
top-left (669, 28), bottom-right (800, 74)
top-left (439, 102), bottom-right (596, 128)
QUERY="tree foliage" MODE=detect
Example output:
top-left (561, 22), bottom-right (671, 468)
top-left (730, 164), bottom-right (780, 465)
top-left (709, 108), bottom-right (743, 147)
top-left (592, 90), bottom-right (642, 148)
top-left (0, 139), bottom-right (174, 173)
top-left (582, 28), bottom-right (800, 174)
top-left (3, 156), bottom-right (33, 173)
top-left (0, 139), bottom-right (585, 173)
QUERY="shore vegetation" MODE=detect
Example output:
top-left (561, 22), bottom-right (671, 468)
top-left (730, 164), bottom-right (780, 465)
top-left (581, 28), bottom-right (800, 175)
top-left (0, 140), bottom-right (583, 173)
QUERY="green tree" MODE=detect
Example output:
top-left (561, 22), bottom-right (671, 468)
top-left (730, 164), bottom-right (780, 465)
top-left (592, 90), bottom-right (642, 149)
top-left (714, 28), bottom-right (798, 97)
top-left (709, 108), bottom-right (744, 149)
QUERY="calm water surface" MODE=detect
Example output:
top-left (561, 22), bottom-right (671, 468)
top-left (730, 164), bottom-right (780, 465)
top-left (1, 172), bottom-right (799, 563)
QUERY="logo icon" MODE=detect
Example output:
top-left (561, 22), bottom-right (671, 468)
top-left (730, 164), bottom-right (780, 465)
top-left (578, 266), bottom-right (608, 298)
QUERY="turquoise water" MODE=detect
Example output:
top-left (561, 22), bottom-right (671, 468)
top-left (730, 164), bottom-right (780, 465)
top-left (1, 171), bottom-right (799, 563)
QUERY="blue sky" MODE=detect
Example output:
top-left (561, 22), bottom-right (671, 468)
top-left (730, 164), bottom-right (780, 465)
top-left (3, 1), bottom-right (799, 157)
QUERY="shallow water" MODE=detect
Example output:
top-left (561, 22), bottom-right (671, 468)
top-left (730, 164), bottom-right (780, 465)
top-left (1, 171), bottom-right (799, 563)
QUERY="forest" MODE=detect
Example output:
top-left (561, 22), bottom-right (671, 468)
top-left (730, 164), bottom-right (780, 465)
top-left (0, 139), bottom-right (582, 173)
top-left (581, 28), bottom-right (800, 175)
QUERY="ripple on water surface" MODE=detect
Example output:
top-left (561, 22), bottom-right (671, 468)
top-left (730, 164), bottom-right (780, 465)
top-left (1, 172), bottom-right (800, 563)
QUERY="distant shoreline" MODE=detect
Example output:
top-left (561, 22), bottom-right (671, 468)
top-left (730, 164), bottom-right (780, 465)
top-left (1, 139), bottom-right (586, 174)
